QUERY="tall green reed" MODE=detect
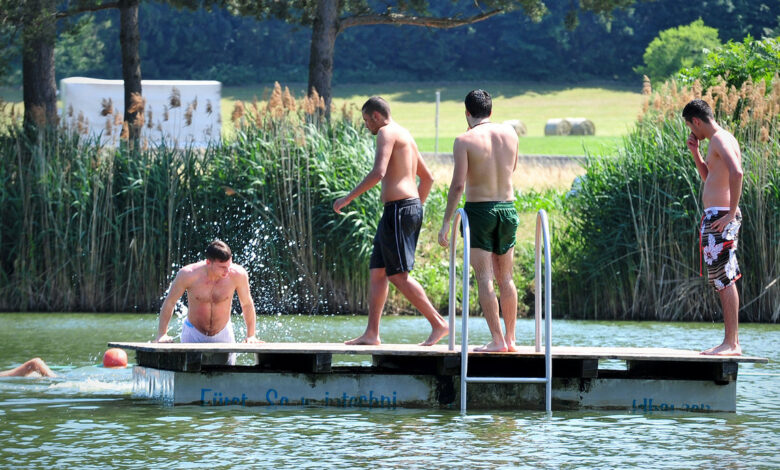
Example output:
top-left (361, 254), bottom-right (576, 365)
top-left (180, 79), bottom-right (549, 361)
top-left (0, 85), bottom-right (381, 314)
top-left (556, 77), bottom-right (779, 321)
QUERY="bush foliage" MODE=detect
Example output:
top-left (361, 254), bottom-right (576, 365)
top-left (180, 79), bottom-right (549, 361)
top-left (678, 35), bottom-right (780, 90)
top-left (635, 19), bottom-right (722, 82)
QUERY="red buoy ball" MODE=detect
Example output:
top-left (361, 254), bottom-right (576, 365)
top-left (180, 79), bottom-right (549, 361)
top-left (102, 348), bottom-right (128, 368)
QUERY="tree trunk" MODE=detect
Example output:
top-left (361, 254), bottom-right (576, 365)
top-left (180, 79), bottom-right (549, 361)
top-left (119, 0), bottom-right (142, 141)
top-left (306, 2), bottom-right (501, 117)
top-left (308, 0), bottom-right (339, 115)
top-left (22, 0), bottom-right (57, 129)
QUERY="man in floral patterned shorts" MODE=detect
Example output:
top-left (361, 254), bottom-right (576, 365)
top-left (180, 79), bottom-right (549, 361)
top-left (683, 99), bottom-right (744, 356)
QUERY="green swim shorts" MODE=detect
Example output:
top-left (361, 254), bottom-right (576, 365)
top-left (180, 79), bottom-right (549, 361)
top-left (462, 201), bottom-right (519, 255)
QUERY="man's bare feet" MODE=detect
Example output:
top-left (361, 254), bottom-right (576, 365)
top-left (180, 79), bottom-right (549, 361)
top-left (701, 342), bottom-right (742, 356)
top-left (345, 334), bottom-right (381, 345)
top-left (505, 337), bottom-right (517, 352)
top-left (474, 341), bottom-right (508, 352)
top-left (419, 324), bottom-right (449, 346)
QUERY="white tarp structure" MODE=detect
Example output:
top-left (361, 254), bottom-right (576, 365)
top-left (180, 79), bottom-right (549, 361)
top-left (60, 77), bottom-right (221, 147)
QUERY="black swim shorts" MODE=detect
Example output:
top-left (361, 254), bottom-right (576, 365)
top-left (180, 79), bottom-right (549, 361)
top-left (369, 198), bottom-right (423, 276)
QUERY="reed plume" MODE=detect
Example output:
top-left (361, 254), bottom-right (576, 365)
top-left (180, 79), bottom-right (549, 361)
top-left (169, 87), bottom-right (181, 108)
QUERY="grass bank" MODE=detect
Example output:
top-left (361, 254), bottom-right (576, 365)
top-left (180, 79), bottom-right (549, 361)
top-left (222, 81), bottom-right (642, 155)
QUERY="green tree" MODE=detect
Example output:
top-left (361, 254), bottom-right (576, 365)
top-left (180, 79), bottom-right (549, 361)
top-left (677, 35), bottom-right (780, 90)
top-left (2, 0), bottom-right (141, 134)
top-left (212, 0), bottom-right (638, 113)
top-left (636, 18), bottom-right (721, 81)
top-left (55, 16), bottom-right (110, 80)
top-left (0, 1), bottom-right (24, 86)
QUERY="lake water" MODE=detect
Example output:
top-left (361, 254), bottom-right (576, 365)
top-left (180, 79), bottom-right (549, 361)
top-left (0, 313), bottom-right (777, 469)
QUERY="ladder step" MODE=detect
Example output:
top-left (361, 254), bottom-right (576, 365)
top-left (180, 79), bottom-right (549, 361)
top-left (464, 377), bottom-right (549, 384)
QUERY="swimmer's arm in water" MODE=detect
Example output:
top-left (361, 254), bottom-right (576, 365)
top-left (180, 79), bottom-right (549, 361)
top-left (153, 270), bottom-right (189, 343)
top-left (235, 267), bottom-right (262, 344)
top-left (0, 358), bottom-right (56, 378)
top-left (416, 148), bottom-right (434, 204)
top-left (333, 127), bottom-right (394, 213)
top-left (438, 137), bottom-right (468, 247)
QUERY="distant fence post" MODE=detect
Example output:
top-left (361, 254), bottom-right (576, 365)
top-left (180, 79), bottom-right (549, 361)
top-left (435, 91), bottom-right (440, 157)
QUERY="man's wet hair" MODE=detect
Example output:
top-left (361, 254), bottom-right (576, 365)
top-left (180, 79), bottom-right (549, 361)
top-left (682, 99), bottom-right (714, 124)
top-left (465, 89), bottom-right (492, 119)
top-left (362, 96), bottom-right (391, 118)
top-left (206, 239), bottom-right (232, 262)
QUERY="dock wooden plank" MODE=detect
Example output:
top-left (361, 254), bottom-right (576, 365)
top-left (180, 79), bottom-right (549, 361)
top-left (108, 342), bottom-right (768, 364)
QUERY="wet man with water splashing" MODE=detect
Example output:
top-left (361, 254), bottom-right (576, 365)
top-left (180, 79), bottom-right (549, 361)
top-left (333, 97), bottom-right (449, 346)
top-left (683, 99), bottom-right (744, 356)
top-left (153, 240), bottom-right (262, 364)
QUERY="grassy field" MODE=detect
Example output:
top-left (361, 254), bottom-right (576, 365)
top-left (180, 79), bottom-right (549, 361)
top-left (221, 81), bottom-right (641, 155)
top-left (1, 81), bottom-right (641, 155)
top-left (417, 135), bottom-right (622, 156)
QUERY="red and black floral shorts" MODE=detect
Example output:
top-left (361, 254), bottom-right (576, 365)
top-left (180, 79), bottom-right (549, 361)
top-left (700, 207), bottom-right (742, 291)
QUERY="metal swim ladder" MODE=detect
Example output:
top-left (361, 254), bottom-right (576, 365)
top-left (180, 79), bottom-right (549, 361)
top-left (448, 208), bottom-right (553, 412)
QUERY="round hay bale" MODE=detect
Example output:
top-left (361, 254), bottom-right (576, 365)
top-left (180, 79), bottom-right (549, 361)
top-left (567, 117), bottom-right (595, 135)
top-left (502, 120), bottom-right (527, 137)
top-left (544, 118), bottom-right (571, 136)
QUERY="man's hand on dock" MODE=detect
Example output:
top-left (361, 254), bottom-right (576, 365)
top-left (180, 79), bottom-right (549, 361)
top-left (244, 336), bottom-right (264, 344)
top-left (152, 334), bottom-right (174, 343)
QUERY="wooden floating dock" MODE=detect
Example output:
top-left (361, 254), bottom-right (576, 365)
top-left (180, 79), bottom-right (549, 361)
top-left (110, 342), bottom-right (768, 412)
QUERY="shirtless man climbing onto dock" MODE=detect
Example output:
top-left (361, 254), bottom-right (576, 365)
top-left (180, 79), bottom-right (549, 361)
top-left (333, 96), bottom-right (449, 346)
top-left (438, 89), bottom-right (520, 352)
top-left (153, 240), bottom-right (261, 364)
top-left (684, 99), bottom-right (744, 356)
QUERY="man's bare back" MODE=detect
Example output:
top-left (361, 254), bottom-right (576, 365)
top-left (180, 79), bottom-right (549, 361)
top-left (333, 112), bottom-right (427, 212)
top-left (376, 122), bottom-right (422, 203)
top-left (456, 122), bottom-right (518, 201)
top-left (439, 89), bottom-right (521, 353)
top-left (701, 129), bottom-right (742, 208)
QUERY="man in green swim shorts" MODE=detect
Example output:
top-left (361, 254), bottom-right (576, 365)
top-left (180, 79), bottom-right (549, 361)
top-left (438, 89), bottom-right (520, 352)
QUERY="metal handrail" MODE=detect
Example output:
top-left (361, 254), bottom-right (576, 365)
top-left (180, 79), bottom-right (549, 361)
top-left (448, 208), bottom-right (470, 351)
top-left (535, 209), bottom-right (553, 412)
top-left (448, 208), bottom-right (553, 413)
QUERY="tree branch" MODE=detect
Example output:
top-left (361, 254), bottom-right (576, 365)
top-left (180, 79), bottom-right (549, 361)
top-left (56, 2), bottom-right (120, 19)
top-left (339, 9), bottom-right (503, 32)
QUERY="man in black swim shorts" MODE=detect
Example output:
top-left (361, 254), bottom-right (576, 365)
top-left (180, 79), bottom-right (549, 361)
top-left (333, 96), bottom-right (449, 346)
